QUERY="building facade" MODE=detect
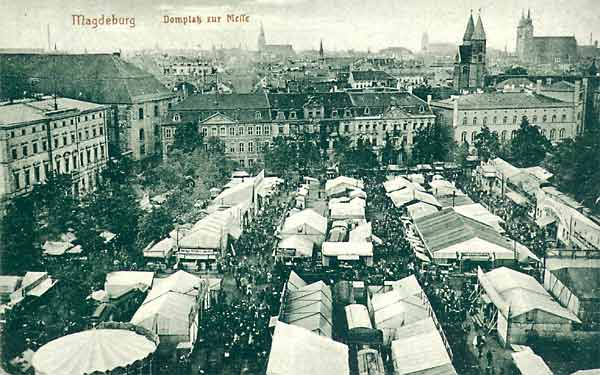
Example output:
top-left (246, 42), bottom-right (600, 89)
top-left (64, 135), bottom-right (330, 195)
top-left (161, 91), bottom-right (434, 167)
top-left (0, 53), bottom-right (175, 161)
top-left (0, 98), bottom-right (109, 205)
top-left (453, 13), bottom-right (487, 91)
top-left (431, 87), bottom-right (584, 147)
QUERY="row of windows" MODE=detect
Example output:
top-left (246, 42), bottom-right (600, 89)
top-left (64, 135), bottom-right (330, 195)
top-left (461, 128), bottom-right (568, 143)
top-left (462, 113), bottom-right (569, 126)
top-left (225, 141), bottom-right (269, 154)
top-left (9, 112), bottom-right (103, 139)
top-left (137, 104), bottom-right (162, 120)
top-left (11, 126), bottom-right (105, 160)
top-left (203, 125), bottom-right (273, 138)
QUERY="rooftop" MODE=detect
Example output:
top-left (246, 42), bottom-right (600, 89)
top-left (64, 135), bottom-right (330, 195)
top-left (433, 92), bottom-right (570, 109)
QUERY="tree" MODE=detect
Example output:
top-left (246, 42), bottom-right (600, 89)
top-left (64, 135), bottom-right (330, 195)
top-left (473, 125), bottom-right (501, 161)
top-left (2, 196), bottom-right (41, 274)
top-left (136, 206), bottom-right (173, 251)
top-left (411, 123), bottom-right (453, 164)
top-left (173, 122), bottom-right (203, 153)
top-left (381, 132), bottom-right (398, 165)
top-left (509, 116), bottom-right (552, 167)
top-left (0, 64), bottom-right (30, 103)
top-left (504, 66), bottom-right (528, 76)
top-left (451, 141), bottom-right (471, 168)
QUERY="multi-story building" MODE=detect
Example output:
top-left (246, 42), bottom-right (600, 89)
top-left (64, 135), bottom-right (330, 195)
top-left (161, 91), bottom-right (434, 166)
top-left (431, 83), bottom-right (584, 146)
top-left (348, 70), bottom-right (397, 89)
top-left (0, 53), bottom-right (175, 160)
top-left (0, 97), bottom-right (109, 205)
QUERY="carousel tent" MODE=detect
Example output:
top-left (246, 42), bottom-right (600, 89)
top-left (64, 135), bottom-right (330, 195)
top-left (267, 322), bottom-right (349, 375)
top-left (32, 328), bottom-right (157, 375)
top-left (391, 319), bottom-right (456, 375)
top-left (105, 271), bottom-right (154, 300)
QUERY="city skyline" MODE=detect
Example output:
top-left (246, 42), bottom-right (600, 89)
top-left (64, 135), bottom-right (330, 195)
top-left (2, 0), bottom-right (600, 53)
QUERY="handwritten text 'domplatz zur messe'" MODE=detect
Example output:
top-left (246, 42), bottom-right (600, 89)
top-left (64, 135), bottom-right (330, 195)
top-left (162, 14), bottom-right (250, 25)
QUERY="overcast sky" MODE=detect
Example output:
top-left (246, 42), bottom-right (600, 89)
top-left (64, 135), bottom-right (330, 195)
top-left (2, 0), bottom-right (599, 53)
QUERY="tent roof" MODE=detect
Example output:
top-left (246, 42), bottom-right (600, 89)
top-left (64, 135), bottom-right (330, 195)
top-left (143, 237), bottom-right (175, 258)
top-left (388, 189), bottom-right (441, 208)
top-left (345, 304), bottom-right (373, 330)
top-left (325, 176), bottom-right (364, 196)
top-left (286, 271), bottom-right (308, 292)
top-left (453, 204), bottom-right (505, 233)
top-left (106, 271), bottom-right (154, 289)
top-left (32, 329), bottom-right (156, 375)
top-left (407, 202), bottom-right (440, 220)
top-left (282, 209), bottom-right (327, 235)
top-left (391, 329), bottom-right (456, 375)
top-left (383, 176), bottom-right (416, 193)
top-left (511, 347), bottom-right (553, 375)
top-left (278, 236), bottom-right (314, 257)
top-left (266, 322), bottom-right (349, 375)
top-left (330, 202), bottom-right (366, 220)
top-left (322, 242), bottom-right (373, 257)
top-left (479, 267), bottom-right (580, 322)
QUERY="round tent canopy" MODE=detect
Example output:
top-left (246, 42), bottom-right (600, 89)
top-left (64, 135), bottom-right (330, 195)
top-left (32, 328), bottom-right (157, 375)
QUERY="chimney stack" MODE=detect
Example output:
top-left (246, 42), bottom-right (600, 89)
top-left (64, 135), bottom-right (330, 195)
top-left (427, 95), bottom-right (432, 106)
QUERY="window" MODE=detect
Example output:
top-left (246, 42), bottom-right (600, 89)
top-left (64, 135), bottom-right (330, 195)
top-left (511, 130), bottom-right (517, 139)
top-left (364, 107), bottom-right (370, 115)
top-left (64, 157), bottom-right (70, 173)
top-left (84, 115), bottom-right (88, 122)
top-left (471, 131), bottom-right (477, 142)
top-left (561, 114), bottom-right (567, 122)
top-left (277, 111), bottom-right (285, 120)
top-left (92, 114), bottom-right (95, 120)
top-left (87, 149), bottom-right (91, 163)
top-left (94, 147), bottom-right (98, 161)
top-left (54, 138), bottom-right (59, 148)
top-left (211, 127), bottom-right (218, 137)
top-left (256, 126), bottom-right (262, 136)
top-left (366, 124), bottom-right (370, 131)
top-left (543, 115), bottom-right (547, 122)
top-left (358, 125), bottom-right (363, 132)
top-left (69, 119), bottom-right (73, 125)
top-left (461, 131), bottom-right (467, 142)
top-left (220, 127), bottom-right (226, 136)
top-left (44, 163), bottom-right (50, 178)
top-left (73, 154), bottom-right (78, 168)
top-left (345, 109), bottom-right (352, 117)
top-left (100, 145), bottom-right (105, 159)
top-left (238, 127), bottom-right (245, 136)
top-left (22, 129), bottom-right (26, 136)
top-left (33, 142), bottom-right (38, 154)
top-left (344, 124), bottom-right (350, 133)
top-left (24, 170), bottom-right (30, 187)
top-left (138, 108), bottom-right (144, 120)
top-left (559, 128), bottom-right (566, 138)
top-left (55, 159), bottom-right (61, 173)
top-left (229, 127), bottom-right (235, 136)
top-left (11, 148), bottom-right (17, 160)
top-left (248, 142), bottom-right (254, 153)
top-left (140, 144), bottom-right (146, 155)
top-left (473, 117), bottom-right (477, 126)
top-left (264, 125), bottom-right (271, 135)
top-left (32, 126), bottom-right (36, 134)
top-left (202, 128), bottom-right (208, 137)
top-left (483, 117), bottom-right (488, 126)
top-left (247, 126), bottom-right (253, 136)
top-left (63, 135), bottom-right (67, 145)
top-left (290, 111), bottom-right (297, 119)
top-left (512, 115), bottom-right (518, 124)
top-left (154, 105), bottom-right (159, 117)
top-left (255, 111), bottom-right (262, 120)
top-left (139, 128), bottom-right (145, 141)
top-left (278, 126), bottom-right (284, 134)
top-left (80, 152), bottom-right (85, 166)
top-left (85, 130), bottom-right (89, 139)
top-left (552, 114), bottom-right (557, 122)
top-left (92, 128), bottom-right (97, 137)
top-left (503, 116), bottom-right (508, 124)
top-left (229, 144), bottom-right (236, 153)
top-left (71, 133), bottom-right (76, 143)
top-left (239, 142), bottom-right (245, 153)
top-left (493, 116), bottom-right (497, 124)
top-left (532, 115), bottom-right (538, 123)
top-left (42, 141), bottom-right (47, 151)
top-left (501, 130), bottom-right (507, 141)
top-left (173, 113), bottom-right (181, 122)
top-left (10, 131), bottom-right (14, 138)
top-left (463, 117), bottom-right (467, 125)
top-left (550, 129), bottom-right (556, 140)
top-left (54, 122), bottom-right (57, 129)
top-left (332, 110), bottom-right (338, 118)
top-left (34, 166), bottom-right (40, 182)
top-left (13, 172), bottom-right (20, 190)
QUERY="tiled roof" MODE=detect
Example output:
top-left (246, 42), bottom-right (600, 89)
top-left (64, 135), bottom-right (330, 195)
top-left (351, 70), bottom-right (393, 81)
top-left (0, 54), bottom-right (173, 104)
top-left (434, 92), bottom-right (569, 109)
top-left (174, 93), bottom-right (269, 110)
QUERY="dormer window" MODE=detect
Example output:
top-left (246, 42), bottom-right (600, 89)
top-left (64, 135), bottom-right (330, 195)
top-left (419, 105), bottom-right (425, 112)
top-left (364, 107), bottom-right (370, 115)
top-left (332, 110), bottom-right (338, 118)
top-left (173, 113), bottom-right (181, 122)
top-left (290, 111), bottom-right (297, 119)
top-left (255, 111), bottom-right (262, 120)
top-left (345, 109), bottom-right (352, 117)
top-left (277, 111), bottom-right (285, 120)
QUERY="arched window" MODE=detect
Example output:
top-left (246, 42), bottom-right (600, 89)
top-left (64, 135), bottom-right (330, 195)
top-left (471, 131), bottom-right (477, 142)
top-left (493, 116), bottom-right (497, 124)
top-left (473, 117), bottom-right (478, 126)
top-left (255, 111), bottom-right (262, 119)
top-left (463, 117), bottom-right (468, 125)
top-left (511, 130), bottom-right (517, 139)
top-left (559, 128), bottom-right (566, 138)
top-left (139, 128), bottom-right (145, 141)
top-left (532, 115), bottom-right (538, 123)
top-left (561, 114), bottom-right (567, 122)
top-left (543, 115), bottom-right (547, 122)
top-left (503, 116), bottom-right (508, 124)
top-left (172, 113), bottom-right (181, 122)
top-left (461, 131), bottom-right (467, 143)
top-left (483, 117), bottom-right (488, 126)
top-left (552, 114), bottom-right (557, 122)
top-left (501, 130), bottom-right (507, 141)
top-left (550, 129), bottom-right (556, 140)
top-left (512, 115), bottom-right (518, 124)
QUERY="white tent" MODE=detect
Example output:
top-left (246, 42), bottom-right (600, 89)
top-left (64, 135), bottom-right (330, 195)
top-left (283, 280), bottom-right (333, 337)
top-left (511, 346), bottom-right (553, 375)
top-left (388, 189), bottom-right (441, 209)
top-left (105, 271), bottom-right (154, 300)
top-left (325, 176), bottom-right (364, 197)
top-left (453, 203), bottom-right (505, 233)
top-left (143, 237), bottom-right (175, 259)
top-left (406, 202), bottom-right (439, 220)
top-left (277, 236), bottom-right (314, 258)
top-left (322, 242), bottom-right (373, 258)
top-left (345, 304), bottom-right (372, 330)
top-left (383, 176), bottom-right (414, 193)
top-left (266, 322), bottom-right (349, 375)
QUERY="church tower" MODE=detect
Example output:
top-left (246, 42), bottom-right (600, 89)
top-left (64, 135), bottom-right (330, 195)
top-left (454, 12), bottom-right (487, 91)
top-left (257, 22), bottom-right (266, 52)
top-left (516, 9), bottom-right (534, 62)
top-left (319, 39), bottom-right (324, 60)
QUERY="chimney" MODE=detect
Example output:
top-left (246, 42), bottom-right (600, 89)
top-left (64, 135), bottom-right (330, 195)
top-left (535, 79), bottom-right (542, 94)
top-left (595, 40), bottom-right (598, 48)
top-left (427, 95), bottom-right (432, 106)
top-left (113, 51), bottom-right (121, 58)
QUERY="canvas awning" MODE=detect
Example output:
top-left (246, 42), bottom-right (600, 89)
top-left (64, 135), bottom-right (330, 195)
top-left (535, 216), bottom-right (556, 228)
top-left (505, 191), bottom-right (528, 206)
top-left (414, 252), bottom-right (431, 263)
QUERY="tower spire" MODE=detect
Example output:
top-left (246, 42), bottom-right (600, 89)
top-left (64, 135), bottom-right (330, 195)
top-left (319, 39), bottom-right (324, 59)
top-left (472, 12), bottom-right (486, 40)
top-left (527, 9), bottom-right (531, 20)
top-left (463, 11), bottom-right (475, 42)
